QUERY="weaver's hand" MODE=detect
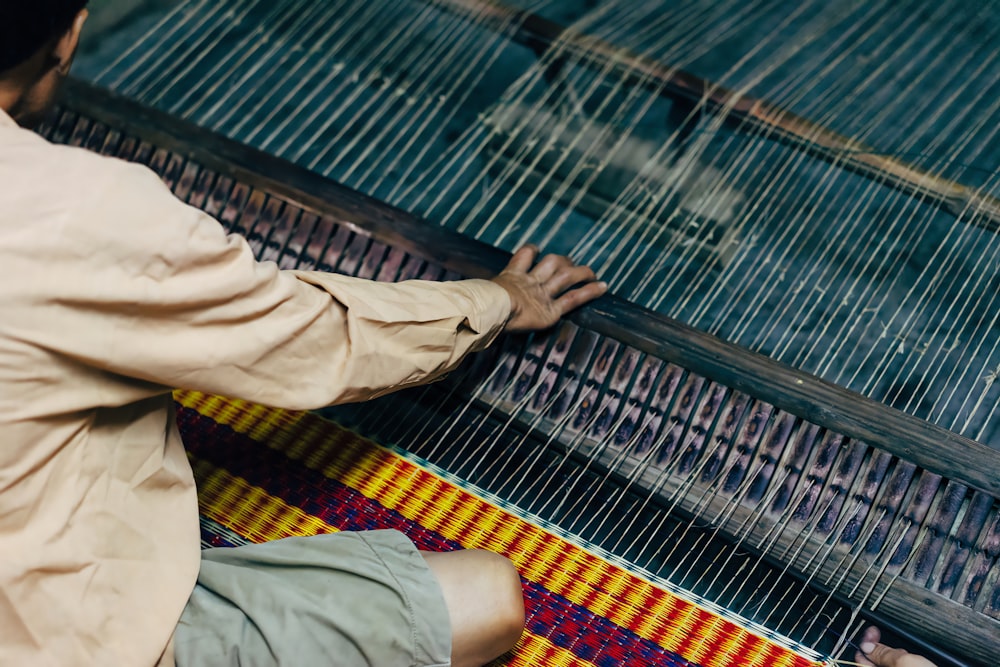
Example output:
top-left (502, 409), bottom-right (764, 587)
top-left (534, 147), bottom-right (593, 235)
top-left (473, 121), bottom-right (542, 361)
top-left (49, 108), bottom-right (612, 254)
top-left (855, 627), bottom-right (937, 667)
top-left (492, 245), bottom-right (607, 333)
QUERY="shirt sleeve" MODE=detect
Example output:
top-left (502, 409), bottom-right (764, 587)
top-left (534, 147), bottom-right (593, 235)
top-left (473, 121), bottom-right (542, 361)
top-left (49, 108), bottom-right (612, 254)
top-left (30, 158), bottom-right (511, 410)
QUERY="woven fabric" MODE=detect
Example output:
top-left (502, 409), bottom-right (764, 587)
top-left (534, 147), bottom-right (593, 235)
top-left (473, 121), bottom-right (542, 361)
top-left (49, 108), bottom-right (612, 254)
top-left (176, 390), bottom-right (825, 667)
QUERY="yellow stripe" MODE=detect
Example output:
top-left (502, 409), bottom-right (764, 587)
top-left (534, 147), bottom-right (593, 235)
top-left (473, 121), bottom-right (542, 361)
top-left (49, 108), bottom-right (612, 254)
top-left (178, 391), bottom-right (823, 667)
top-left (193, 457), bottom-right (333, 541)
top-left (505, 631), bottom-right (599, 667)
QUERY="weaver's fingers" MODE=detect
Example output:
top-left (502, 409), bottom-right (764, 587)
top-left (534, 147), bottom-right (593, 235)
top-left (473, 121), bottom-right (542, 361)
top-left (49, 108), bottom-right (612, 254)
top-left (858, 642), bottom-right (912, 667)
top-left (861, 626), bottom-right (882, 645)
top-left (528, 252), bottom-right (576, 282)
top-left (505, 245), bottom-right (539, 274)
top-left (544, 264), bottom-right (598, 296)
top-left (855, 625), bottom-right (882, 664)
top-left (855, 627), bottom-right (937, 667)
top-left (555, 281), bottom-right (608, 314)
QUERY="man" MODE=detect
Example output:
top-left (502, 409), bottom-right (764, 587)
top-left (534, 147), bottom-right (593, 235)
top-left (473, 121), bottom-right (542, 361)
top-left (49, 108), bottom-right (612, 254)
top-left (0, 2), bottom-right (943, 666)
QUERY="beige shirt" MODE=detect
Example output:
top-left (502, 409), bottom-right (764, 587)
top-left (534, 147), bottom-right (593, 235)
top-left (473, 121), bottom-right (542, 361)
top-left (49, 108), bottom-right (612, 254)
top-left (0, 108), bottom-right (511, 666)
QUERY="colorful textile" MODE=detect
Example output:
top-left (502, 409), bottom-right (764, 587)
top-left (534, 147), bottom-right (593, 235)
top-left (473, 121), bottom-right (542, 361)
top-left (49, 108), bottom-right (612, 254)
top-left (177, 390), bottom-right (826, 667)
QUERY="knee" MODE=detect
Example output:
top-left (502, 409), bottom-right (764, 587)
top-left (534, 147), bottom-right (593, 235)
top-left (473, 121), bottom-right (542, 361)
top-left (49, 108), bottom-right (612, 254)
top-left (473, 550), bottom-right (526, 648)
top-left (422, 547), bottom-right (526, 664)
top-left (495, 555), bottom-right (526, 648)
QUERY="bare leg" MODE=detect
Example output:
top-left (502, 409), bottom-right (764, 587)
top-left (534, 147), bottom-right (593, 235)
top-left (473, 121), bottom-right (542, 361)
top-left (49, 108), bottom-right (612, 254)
top-left (421, 550), bottom-right (525, 667)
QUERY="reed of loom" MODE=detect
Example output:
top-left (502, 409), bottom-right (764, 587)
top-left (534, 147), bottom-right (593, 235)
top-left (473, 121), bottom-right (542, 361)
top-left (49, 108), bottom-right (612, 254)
top-left (51, 78), bottom-right (1000, 666)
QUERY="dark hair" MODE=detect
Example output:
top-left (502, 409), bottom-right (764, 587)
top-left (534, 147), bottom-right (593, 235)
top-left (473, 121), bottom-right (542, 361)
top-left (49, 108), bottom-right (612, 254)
top-left (0, 0), bottom-right (89, 72)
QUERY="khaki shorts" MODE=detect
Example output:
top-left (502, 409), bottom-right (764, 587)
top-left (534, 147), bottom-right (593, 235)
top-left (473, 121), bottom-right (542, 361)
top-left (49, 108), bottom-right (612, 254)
top-left (174, 530), bottom-right (452, 667)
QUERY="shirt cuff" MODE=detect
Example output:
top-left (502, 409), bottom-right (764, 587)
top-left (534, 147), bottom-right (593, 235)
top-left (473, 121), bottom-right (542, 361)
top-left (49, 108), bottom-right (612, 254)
top-left (451, 278), bottom-right (512, 348)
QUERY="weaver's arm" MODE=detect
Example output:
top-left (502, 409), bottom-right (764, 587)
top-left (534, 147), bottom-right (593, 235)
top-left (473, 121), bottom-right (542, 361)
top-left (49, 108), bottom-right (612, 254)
top-left (28, 157), bottom-right (600, 410)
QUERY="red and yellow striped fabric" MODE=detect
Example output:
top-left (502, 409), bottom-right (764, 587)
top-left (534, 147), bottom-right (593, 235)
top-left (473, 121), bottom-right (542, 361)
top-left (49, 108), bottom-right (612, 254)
top-left (176, 390), bottom-right (826, 667)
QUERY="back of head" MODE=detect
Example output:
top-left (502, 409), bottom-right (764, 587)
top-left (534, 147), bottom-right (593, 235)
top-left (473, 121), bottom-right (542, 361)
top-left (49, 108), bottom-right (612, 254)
top-left (0, 0), bottom-right (90, 74)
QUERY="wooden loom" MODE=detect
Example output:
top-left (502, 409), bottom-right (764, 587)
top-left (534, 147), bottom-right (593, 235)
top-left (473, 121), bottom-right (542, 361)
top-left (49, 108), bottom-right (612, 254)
top-left (48, 77), bottom-right (998, 667)
top-left (63, 0), bottom-right (1000, 664)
